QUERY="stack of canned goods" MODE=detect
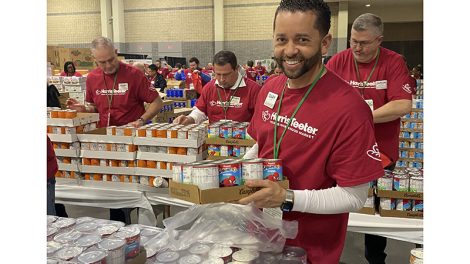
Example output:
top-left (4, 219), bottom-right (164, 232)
top-left (166, 89), bottom-right (185, 98)
top-left (47, 216), bottom-right (164, 264)
top-left (207, 120), bottom-right (251, 140)
top-left (378, 169), bottom-right (424, 212)
top-left (130, 123), bottom-right (207, 142)
top-left (159, 103), bottom-right (174, 114)
top-left (172, 158), bottom-right (283, 189)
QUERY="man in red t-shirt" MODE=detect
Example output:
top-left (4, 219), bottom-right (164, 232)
top-left (173, 50), bottom-right (261, 125)
top-left (254, 61), bottom-right (266, 76)
top-left (155, 60), bottom-right (170, 79)
top-left (175, 57), bottom-right (211, 95)
top-left (326, 13), bottom-right (412, 264)
top-left (66, 36), bottom-right (163, 224)
top-left (238, 2), bottom-right (384, 263)
top-left (245, 60), bottom-right (258, 82)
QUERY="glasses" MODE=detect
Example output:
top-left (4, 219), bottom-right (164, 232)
top-left (349, 37), bottom-right (379, 48)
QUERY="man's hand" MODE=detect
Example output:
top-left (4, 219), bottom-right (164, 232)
top-left (238, 179), bottom-right (286, 208)
top-left (173, 115), bottom-right (194, 125)
top-left (66, 98), bottom-right (86, 112)
top-left (128, 119), bottom-right (144, 128)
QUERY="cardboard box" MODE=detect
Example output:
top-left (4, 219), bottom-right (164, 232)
top-left (64, 84), bottom-right (86, 92)
top-left (47, 113), bottom-right (99, 127)
top-left (58, 163), bottom-right (80, 172)
top-left (166, 80), bottom-right (185, 89)
top-left (169, 179), bottom-right (289, 204)
top-left (207, 155), bottom-right (242, 161)
top-left (376, 190), bottom-right (423, 200)
top-left (48, 133), bottom-right (78, 143)
top-left (137, 151), bottom-right (206, 163)
top-left (379, 206), bottom-right (423, 219)
top-left (205, 138), bottom-right (256, 147)
top-left (55, 178), bottom-right (161, 193)
top-left (81, 150), bottom-right (137, 160)
top-left (133, 137), bottom-right (204, 148)
top-left (357, 207), bottom-right (376, 215)
top-left (77, 128), bottom-right (134, 144)
top-left (174, 108), bottom-right (193, 116)
top-left (54, 149), bottom-right (81, 158)
top-left (80, 165), bottom-right (135, 175)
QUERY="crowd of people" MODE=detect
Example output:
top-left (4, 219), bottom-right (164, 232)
top-left (48, 1), bottom-right (422, 263)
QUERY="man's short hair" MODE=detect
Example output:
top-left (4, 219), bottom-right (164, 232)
top-left (213, 50), bottom-right (238, 70)
top-left (148, 64), bottom-right (158, 71)
top-left (352, 13), bottom-right (383, 36)
top-left (189, 57), bottom-right (200, 65)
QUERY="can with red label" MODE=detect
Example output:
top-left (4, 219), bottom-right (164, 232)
top-left (232, 126), bottom-right (246, 139)
top-left (219, 125), bottom-right (233, 139)
top-left (263, 159), bottom-right (283, 181)
top-left (218, 161), bottom-right (242, 187)
top-left (393, 171), bottom-right (409, 191)
top-left (220, 145), bottom-right (233, 157)
top-left (412, 200), bottom-right (424, 212)
top-left (241, 159), bottom-right (264, 184)
top-left (396, 199), bottom-right (412, 211)
top-left (208, 145), bottom-right (221, 156)
top-left (114, 226), bottom-right (140, 260)
top-left (208, 124), bottom-right (220, 139)
top-left (232, 146), bottom-right (245, 157)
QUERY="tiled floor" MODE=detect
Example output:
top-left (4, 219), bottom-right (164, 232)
top-left (61, 204), bottom-right (417, 263)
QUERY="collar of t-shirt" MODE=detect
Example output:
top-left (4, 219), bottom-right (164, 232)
top-left (215, 72), bottom-right (246, 90)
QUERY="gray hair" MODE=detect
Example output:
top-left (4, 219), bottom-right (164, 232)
top-left (91, 36), bottom-right (115, 51)
top-left (352, 13), bottom-right (383, 36)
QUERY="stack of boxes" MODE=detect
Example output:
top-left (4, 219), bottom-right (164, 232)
top-left (164, 88), bottom-right (198, 109)
top-left (63, 76), bottom-right (87, 105)
top-left (47, 109), bottom-right (99, 180)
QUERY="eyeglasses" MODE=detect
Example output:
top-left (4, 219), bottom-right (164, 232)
top-left (349, 37), bottom-right (379, 48)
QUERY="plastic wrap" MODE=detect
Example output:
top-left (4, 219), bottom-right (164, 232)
top-left (161, 203), bottom-right (298, 252)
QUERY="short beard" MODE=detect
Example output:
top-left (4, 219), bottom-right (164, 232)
top-left (275, 51), bottom-right (322, 79)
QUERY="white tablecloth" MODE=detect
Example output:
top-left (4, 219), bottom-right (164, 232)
top-left (145, 193), bottom-right (423, 244)
top-left (55, 181), bottom-right (157, 226)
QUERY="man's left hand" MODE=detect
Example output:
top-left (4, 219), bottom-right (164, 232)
top-left (238, 179), bottom-right (286, 208)
top-left (128, 119), bottom-right (144, 128)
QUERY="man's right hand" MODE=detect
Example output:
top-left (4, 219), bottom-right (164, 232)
top-left (173, 115), bottom-right (194, 125)
top-left (66, 98), bottom-right (86, 112)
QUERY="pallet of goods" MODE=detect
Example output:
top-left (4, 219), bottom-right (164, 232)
top-left (205, 120), bottom-right (255, 160)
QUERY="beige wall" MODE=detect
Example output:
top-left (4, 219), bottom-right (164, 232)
top-left (47, 0), bottom-right (101, 45)
top-left (123, 0), bottom-right (213, 42)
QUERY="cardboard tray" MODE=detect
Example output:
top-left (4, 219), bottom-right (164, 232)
top-left (134, 167), bottom-right (172, 178)
top-left (53, 149), bottom-right (81, 157)
top-left (58, 163), bottom-right (80, 172)
top-left (379, 206), bottom-right (423, 219)
top-left (169, 179), bottom-right (289, 204)
top-left (137, 151), bottom-right (206, 163)
top-left (376, 190), bottom-right (423, 200)
top-left (55, 177), bottom-right (163, 193)
top-left (80, 165), bottom-right (135, 175)
top-left (81, 150), bottom-right (137, 160)
top-left (77, 127), bottom-right (134, 144)
top-left (357, 207), bottom-right (376, 215)
top-left (47, 112), bottom-right (99, 127)
top-left (205, 138), bottom-right (256, 147)
top-left (133, 137), bottom-right (204, 148)
top-left (48, 133), bottom-right (78, 143)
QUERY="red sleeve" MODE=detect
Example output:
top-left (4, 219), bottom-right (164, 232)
top-left (386, 56), bottom-right (413, 101)
top-left (47, 136), bottom-right (58, 179)
top-left (85, 77), bottom-right (94, 103)
top-left (195, 82), bottom-right (210, 115)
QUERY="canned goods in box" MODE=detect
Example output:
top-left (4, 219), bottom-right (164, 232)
top-left (393, 171), bottom-right (409, 191)
top-left (192, 164), bottom-right (219, 190)
top-left (412, 200), bottom-right (423, 212)
top-left (380, 198), bottom-right (394, 210)
top-left (232, 145), bottom-right (245, 157)
top-left (220, 145), bottom-right (233, 157)
top-left (182, 163), bottom-right (196, 184)
top-left (219, 161), bottom-right (242, 187)
top-left (377, 175), bottom-right (393, 190)
top-left (263, 159), bottom-right (283, 181)
top-left (232, 126), bottom-right (246, 139)
top-left (208, 124), bottom-right (220, 139)
top-left (409, 175), bottom-right (423, 192)
top-left (242, 159), bottom-right (264, 184)
top-left (114, 226), bottom-right (140, 259)
top-left (208, 144), bottom-right (221, 156)
top-left (395, 199), bottom-right (412, 211)
top-left (172, 163), bottom-right (183, 182)
top-left (219, 125), bottom-right (232, 139)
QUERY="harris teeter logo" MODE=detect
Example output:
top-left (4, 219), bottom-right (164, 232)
top-left (262, 110), bottom-right (319, 139)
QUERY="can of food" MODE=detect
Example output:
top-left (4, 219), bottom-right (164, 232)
top-left (232, 126), bottom-right (246, 139)
top-left (114, 226), bottom-right (141, 259)
top-left (146, 127), bottom-right (156, 137)
top-left (232, 146), bottom-right (245, 157)
top-left (137, 160), bottom-right (147, 168)
top-left (97, 143), bottom-right (107, 151)
top-left (178, 129), bottom-right (188, 139)
top-left (75, 234), bottom-right (102, 249)
top-left (208, 144), bottom-right (221, 156)
top-left (98, 238), bottom-right (126, 264)
top-left (167, 128), bottom-right (178, 138)
top-left (99, 159), bottom-right (108, 166)
top-left (187, 148), bottom-right (199, 156)
top-left (377, 175), bottom-right (393, 190)
top-left (146, 160), bottom-right (157, 168)
top-left (137, 127), bottom-right (146, 137)
top-left (242, 159), bottom-right (264, 184)
top-left (220, 145), bottom-right (233, 157)
top-left (156, 251), bottom-right (180, 263)
top-left (168, 147), bottom-right (178, 154)
top-left (188, 129), bottom-right (199, 140)
top-left (412, 200), bottom-right (423, 212)
top-left (393, 171), bottom-right (409, 191)
top-left (139, 145), bottom-right (149, 152)
top-left (153, 176), bottom-right (169, 188)
top-left (380, 198), bottom-right (393, 210)
top-left (395, 199), bottom-right (412, 211)
top-left (114, 126), bottom-right (124, 136)
top-left (219, 125), bottom-right (232, 139)
top-left (64, 127), bottom-right (76, 135)
top-left (157, 161), bottom-right (167, 170)
top-left (208, 124), bottom-right (220, 139)
top-left (409, 175), bottom-right (423, 192)
top-left (192, 164), bottom-right (219, 190)
top-left (263, 159), bottom-right (283, 181)
top-left (172, 163), bottom-right (183, 182)
top-left (54, 230), bottom-right (82, 245)
top-left (232, 249), bottom-right (259, 263)
top-left (177, 147), bottom-right (187, 155)
top-left (178, 254), bottom-right (202, 264)
top-left (208, 245), bottom-right (233, 263)
top-left (189, 243), bottom-right (212, 257)
top-left (181, 163), bottom-right (196, 184)
top-left (56, 246), bottom-right (83, 261)
top-left (410, 248), bottom-right (423, 264)
top-left (218, 161), bottom-right (242, 187)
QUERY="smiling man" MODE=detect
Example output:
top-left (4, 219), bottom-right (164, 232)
top-left (238, 1), bottom-right (384, 263)
top-left (326, 14), bottom-right (413, 264)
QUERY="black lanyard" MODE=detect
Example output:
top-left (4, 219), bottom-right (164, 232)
top-left (103, 71), bottom-right (118, 127)
top-left (353, 47), bottom-right (380, 98)
top-left (216, 75), bottom-right (244, 120)
top-left (273, 66), bottom-right (325, 159)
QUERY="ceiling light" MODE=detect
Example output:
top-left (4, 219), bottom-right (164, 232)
top-left (365, 4), bottom-right (371, 7)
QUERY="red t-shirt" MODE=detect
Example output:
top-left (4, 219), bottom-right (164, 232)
top-left (158, 67), bottom-right (170, 79)
top-left (247, 72), bottom-right (384, 264)
top-left (245, 67), bottom-right (258, 81)
top-left (254, 65), bottom-right (266, 76)
top-left (60, 71), bottom-right (83, 77)
top-left (47, 136), bottom-right (58, 179)
top-left (196, 77), bottom-right (261, 123)
top-left (86, 61), bottom-right (159, 127)
top-left (326, 47), bottom-right (412, 162)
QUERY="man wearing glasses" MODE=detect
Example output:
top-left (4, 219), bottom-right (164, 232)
top-left (326, 13), bottom-right (413, 264)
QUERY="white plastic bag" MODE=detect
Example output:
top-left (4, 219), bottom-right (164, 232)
top-left (161, 203), bottom-right (298, 252)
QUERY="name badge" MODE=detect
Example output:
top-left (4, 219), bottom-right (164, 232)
top-left (118, 83), bottom-right (129, 92)
top-left (264, 92), bottom-right (278, 109)
top-left (230, 96), bottom-right (241, 105)
top-left (375, 80), bottom-right (387, 90)
top-left (365, 99), bottom-right (374, 111)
